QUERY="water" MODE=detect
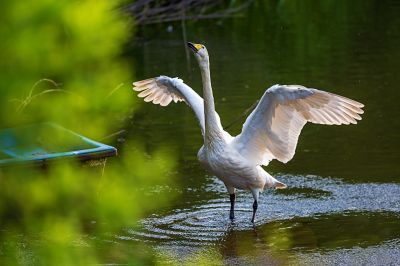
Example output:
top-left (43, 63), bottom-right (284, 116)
top-left (126, 175), bottom-right (400, 243)
top-left (117, 175), bottom-right (400, 264)
top-left (123, 1), bottom-right (400, 264)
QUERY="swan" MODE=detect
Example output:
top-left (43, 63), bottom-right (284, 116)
top-left (132, 42), bottom-right (364, 223)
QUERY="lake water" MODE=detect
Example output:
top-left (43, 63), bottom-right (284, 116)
top-left (124, 1), bottom-right (400, 264)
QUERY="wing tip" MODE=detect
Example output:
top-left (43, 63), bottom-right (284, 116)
top-left (132, 78), bottom-right (156, 86)
top-left (132, 78), bottom-right (158, 92)
top-left (132, 77), bottom-right (182, 107)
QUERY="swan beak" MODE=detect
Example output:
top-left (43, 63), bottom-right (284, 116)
top-left (187, 42), bottom-right (202, 53)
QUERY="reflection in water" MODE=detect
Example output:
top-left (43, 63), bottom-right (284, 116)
top-left (123, 175), bottom-right (400, 263)
top-left (222, 211), bottom-right (400, 251)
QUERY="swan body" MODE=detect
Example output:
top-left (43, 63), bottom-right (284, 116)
top-left (133, 43), bottom-right (364, 222)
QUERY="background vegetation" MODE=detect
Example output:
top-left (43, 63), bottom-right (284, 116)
top-left (0, 0), bottom-right (178, 264)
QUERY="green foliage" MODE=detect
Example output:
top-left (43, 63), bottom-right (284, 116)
top-left (0, 0), bottom-right (134, 138)
top-left (0, 0), bottom-right (178, 264)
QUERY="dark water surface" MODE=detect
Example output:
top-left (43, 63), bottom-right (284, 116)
top-left (124, 1), bottom-right (400, 264)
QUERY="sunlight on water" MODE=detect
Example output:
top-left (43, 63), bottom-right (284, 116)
top-left (123, 175), bottom-right (400, 256)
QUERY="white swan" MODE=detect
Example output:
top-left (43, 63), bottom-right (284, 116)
top-left (132, 42), bottom-right (364, 223)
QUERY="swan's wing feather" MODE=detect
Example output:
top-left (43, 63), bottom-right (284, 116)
top-left (233, 84), bottom-right (364, 165)
top-left (133, 76), bottom-right (206, 136)
top-left (133, 76), bottom-right (186, 106)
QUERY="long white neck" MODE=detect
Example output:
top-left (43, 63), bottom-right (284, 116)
top-left (199, 58), bottom-right (224, 145)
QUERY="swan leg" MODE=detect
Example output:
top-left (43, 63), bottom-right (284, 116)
top-left (251, 189), bottom-right (260, 223)
top-left (227, 186), bottom-right (236, 220)
top-left (229, 193), bottom-right (236, 220)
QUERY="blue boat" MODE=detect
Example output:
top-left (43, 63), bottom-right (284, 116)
top-left (0, 123), bottom-right (117, 167)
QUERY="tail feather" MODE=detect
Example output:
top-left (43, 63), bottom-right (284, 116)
top-left (274, 180), bottom-right (287, 189)
top-left (263, 170), bottom-right (287, 189)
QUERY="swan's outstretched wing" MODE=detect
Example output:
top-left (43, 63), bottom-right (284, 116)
top-left (233, 84), bottom-right (364, 165)
top-left (133, 76), bottom-right (206, 136)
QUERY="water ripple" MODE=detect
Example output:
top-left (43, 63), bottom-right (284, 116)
top-left (123, 175), bottom-right (400, 247)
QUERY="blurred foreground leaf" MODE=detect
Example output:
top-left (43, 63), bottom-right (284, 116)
top-left (0, 0), bottom-right (179, 264)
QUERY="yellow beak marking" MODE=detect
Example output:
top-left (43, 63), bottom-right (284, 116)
top-left (194, 44), bottom-right (203, 51)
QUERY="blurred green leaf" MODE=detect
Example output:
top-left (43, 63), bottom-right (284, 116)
top-left (0, 0), bottom-right (179, 264)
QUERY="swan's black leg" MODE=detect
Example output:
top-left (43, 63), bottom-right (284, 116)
top-left (229, 193), bottom-right (236, 220)
top-left (251, 200), bottom-right (258, 223)
top-left (250, 189), bottom-right (260, 223)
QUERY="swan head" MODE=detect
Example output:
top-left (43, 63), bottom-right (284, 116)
top-left (187, 42), bottom-right (209, 65)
